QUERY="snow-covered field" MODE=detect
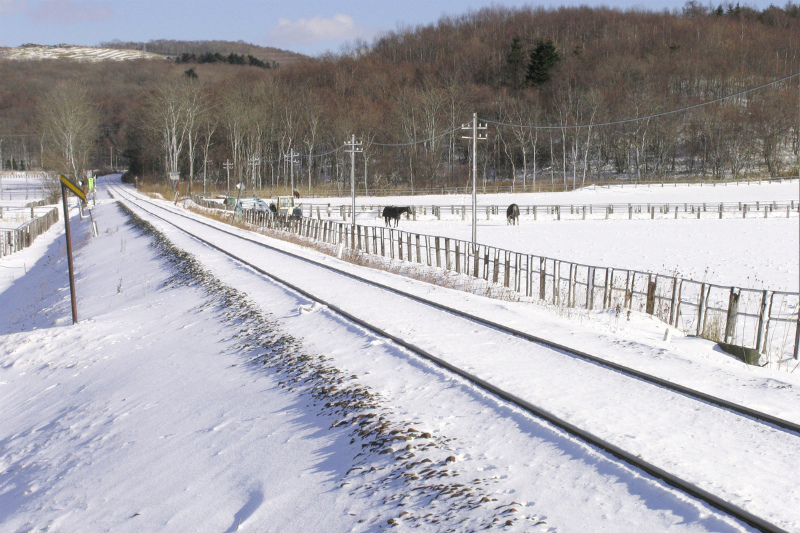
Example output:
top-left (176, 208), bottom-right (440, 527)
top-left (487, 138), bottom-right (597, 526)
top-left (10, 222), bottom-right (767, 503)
top-left (0, 45), bottom-right (163, 62)
top-left (0, 173), bottom-right (51, 204)
top-left (309, 180), bottom-right (799, 292)
top-left (1, 175), bottom-right (799, 532)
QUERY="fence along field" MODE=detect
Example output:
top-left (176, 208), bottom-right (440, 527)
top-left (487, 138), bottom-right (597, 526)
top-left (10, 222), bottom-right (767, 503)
top-left (0, 172), bottom-right (60, 258)
top-left (0, 206), bottom-right (60, 257)
top-left (204, 197), bottom-right (799, 364)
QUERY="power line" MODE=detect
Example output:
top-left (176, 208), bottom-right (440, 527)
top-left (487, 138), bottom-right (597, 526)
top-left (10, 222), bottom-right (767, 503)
top-left (363, 125), bottom-right (462, 147)
top-left (481, 71), bottom-right (800, 130)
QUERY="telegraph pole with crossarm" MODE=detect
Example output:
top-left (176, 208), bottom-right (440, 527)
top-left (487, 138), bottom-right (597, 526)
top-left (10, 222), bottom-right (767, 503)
top-left (345, 134), bottom-right (363, 228)
top-left (461, 113), bottom-right (487, 251)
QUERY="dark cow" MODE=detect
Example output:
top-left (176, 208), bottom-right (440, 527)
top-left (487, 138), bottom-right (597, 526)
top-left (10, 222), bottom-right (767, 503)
top-left (381, 206), bottom-right (412, 227)
top-left (506, 203), bottom-right (520, 225)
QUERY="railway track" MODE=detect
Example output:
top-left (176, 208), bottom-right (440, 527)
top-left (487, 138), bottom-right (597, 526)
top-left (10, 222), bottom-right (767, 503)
top-left (109, 181), bottom-right (798, 533)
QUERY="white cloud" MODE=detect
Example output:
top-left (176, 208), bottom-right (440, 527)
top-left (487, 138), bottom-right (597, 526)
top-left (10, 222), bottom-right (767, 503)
top-left (267, 14), bottom-right (376, 45)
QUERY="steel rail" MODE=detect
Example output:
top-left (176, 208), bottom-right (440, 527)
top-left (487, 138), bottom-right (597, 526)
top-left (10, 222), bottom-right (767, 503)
top-left (111, 183), bottom-right (792, 533)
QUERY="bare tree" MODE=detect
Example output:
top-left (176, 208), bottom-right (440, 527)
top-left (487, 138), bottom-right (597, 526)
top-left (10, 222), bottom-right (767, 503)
top-left (40, 81), bottom-right (100, 180)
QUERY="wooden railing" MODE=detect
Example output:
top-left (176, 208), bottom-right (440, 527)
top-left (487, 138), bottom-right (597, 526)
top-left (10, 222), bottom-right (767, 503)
top-left (0, 207), bottom-right (59, 258)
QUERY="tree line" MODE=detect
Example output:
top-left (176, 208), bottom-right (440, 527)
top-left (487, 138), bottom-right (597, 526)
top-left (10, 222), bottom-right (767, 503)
top-left (175, 52), bottom-right (273, 69)
top-left (2, 3), bottom-right (799, 195)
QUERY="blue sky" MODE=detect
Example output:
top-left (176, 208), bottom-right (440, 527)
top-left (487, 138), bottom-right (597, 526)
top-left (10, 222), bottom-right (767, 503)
top-left (0, 0), bottom-right (789, 56)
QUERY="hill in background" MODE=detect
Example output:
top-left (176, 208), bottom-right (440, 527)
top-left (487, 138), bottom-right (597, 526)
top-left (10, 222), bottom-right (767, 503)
top-left (101, 39), bottom-right (308, 67)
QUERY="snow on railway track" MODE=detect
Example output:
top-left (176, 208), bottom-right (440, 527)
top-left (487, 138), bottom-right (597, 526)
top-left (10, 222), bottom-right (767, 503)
top-left (110, 180), bottom-right (800, 532)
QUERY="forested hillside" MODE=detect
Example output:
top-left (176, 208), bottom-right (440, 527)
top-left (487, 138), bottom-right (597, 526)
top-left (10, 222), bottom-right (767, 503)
top-left (101, 39), bottom-right (307, 66)
top-left (1, 3), bottom-right (799, 194)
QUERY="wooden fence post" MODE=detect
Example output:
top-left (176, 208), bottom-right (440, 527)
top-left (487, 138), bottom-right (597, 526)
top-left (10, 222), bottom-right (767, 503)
top-left (755, 290), bottom-right (769, 353)
top-left (697, 283), bottom-right (708, 337)
top-left (646, 276), bottom-right (657, 315)
top-left (553, 261), bottom-right (560, 304)
top-left (668, 277), bottom-right (679, 325)
top-left (674, 279), bottom-right (684, 327)
top-left (724, 288), bottom-right (740, 344)
top-left (540, 257), bottom-right (546, 300)
top-left (398, 232), bottom-right (403, 261)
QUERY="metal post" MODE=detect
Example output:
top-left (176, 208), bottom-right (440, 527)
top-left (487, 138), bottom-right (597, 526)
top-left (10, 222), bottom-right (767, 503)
top-left (60, 183), bottom-right (78, 324)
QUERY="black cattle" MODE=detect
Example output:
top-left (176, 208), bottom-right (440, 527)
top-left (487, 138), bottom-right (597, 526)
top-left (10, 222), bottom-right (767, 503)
top-left (381, 206), bottom-right (412, 227)
top-left (506, 203), bottom-right (520, 225)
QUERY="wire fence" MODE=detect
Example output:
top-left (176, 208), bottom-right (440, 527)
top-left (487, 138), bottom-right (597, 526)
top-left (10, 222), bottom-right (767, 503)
top-left (299, 200), bottom-right (800, 222)
top-left (215, 200), bottom-right (799, 363)
top-left (196, 175), bottom-right (799, 200)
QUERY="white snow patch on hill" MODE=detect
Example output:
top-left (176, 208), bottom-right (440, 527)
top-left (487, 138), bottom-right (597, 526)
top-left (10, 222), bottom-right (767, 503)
top-left (0, 45), bottom-right (165, 62)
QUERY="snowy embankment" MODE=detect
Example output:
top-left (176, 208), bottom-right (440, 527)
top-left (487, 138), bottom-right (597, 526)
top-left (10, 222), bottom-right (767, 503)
top-left (0, 176), bottom-right (798, 532)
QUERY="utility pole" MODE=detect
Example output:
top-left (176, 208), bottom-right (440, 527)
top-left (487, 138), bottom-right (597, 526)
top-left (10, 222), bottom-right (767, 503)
top-left (248, 155), bottom-right (261, 197)
top-left (795, 63), bottom-right (800, 360)
top-left (223, 159), bottom-right (233, 196)
top-left (284, 150), bottom-right (299, 196)
top-left (461, 113), bottom-right (487, 251)
top-left (345, 134), bottom-right (362, 228)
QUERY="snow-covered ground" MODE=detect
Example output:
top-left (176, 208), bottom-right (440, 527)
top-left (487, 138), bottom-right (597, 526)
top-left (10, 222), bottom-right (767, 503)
top-left (1, 175), bottom-right (799, 532)
top-left (308, 180), bottom-right (799, 292)
top-left (0, 173), bottom-right (51, 204)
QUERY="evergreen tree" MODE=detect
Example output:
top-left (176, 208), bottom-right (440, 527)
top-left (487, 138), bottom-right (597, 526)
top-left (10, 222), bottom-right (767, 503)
top-left (503, 36), bottom-right (526, 89)
top-left (526, 39), bottom-right (560, 86)
top-left (227, 53), bottom-right (246, 65)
